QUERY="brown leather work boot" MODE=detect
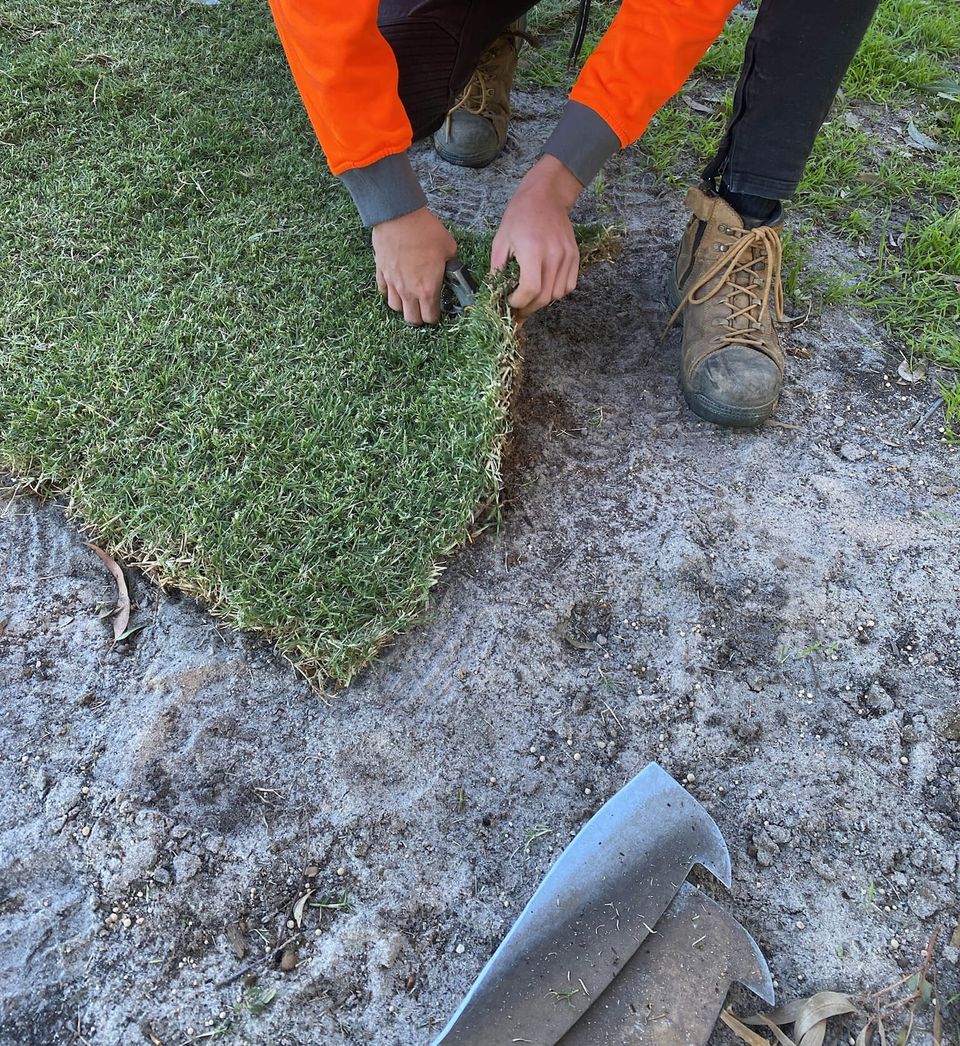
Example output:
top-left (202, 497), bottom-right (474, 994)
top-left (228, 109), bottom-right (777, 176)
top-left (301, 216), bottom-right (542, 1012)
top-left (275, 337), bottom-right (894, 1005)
top-left (434, 18), bottom-right (527, 168)
top-left (667, 186), bottom-right (786, 428)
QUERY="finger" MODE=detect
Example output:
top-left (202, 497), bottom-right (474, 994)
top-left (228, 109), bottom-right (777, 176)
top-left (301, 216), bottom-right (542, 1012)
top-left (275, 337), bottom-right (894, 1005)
top-left (565, 252), bottom-right (580, 296)
top-left (514, 294), bottom-right (553, 321)
top-left (376, 268), bottom-right (387, 297)
top-left (539, 249), bottom-right (565, 306)
top-left (553, 252), bottom-right (578, 302)
top-left (507, 258), bottom-right (543, 312)
top-left (402, 295), bottom-right (424, 326)
top-left (387, 286), bottom-right (403, 314)
top-left (516, 251), bottom-right (561, 318)
top-left (490, 235), bottom-right (511, 273)
top-left (513, 284), bottom-right (553, 320)
top-left (420, 283), bottom-right (441, 326)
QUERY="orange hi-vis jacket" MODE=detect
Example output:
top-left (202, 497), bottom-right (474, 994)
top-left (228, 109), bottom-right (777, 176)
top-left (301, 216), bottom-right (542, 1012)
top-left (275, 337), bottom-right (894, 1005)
top-left (269, 1), bottom-right (741, 225)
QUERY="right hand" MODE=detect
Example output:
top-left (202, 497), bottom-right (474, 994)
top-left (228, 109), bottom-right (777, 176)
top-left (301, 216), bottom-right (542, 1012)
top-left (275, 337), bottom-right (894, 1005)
top-left (372, 208), bottom-right (457, 325)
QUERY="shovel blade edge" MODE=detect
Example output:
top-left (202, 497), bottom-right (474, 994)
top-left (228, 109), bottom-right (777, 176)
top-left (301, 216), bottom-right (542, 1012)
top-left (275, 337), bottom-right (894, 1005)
top-left (558, 881), bottom-right (774, 1045)
top-left (434, 763), bottom-right (732, 1046)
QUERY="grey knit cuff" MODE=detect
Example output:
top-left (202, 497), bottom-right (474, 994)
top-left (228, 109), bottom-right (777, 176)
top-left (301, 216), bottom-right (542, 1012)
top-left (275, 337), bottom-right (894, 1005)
top-left (339, 152), bottom-right (428, 227)
top-left (542, 100), bottom-right (621, 187)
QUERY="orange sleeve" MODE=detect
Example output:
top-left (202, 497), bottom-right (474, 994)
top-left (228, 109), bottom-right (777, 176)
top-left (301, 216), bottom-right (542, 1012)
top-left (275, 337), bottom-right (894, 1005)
top-left (571, 0), bottom-right (740, 147)
top-left (267, 0), bottom-right (413, 175)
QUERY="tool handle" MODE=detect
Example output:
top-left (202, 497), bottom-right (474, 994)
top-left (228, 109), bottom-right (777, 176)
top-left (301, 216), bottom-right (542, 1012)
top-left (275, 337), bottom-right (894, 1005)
top-left (442, 258), bottom-right (479, 315)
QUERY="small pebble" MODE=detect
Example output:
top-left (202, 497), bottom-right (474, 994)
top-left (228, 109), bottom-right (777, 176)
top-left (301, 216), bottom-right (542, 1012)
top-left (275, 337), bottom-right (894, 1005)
top-left (81, 826), bottom-right (91, 837)
top-left (455, 943), bottom-right (465, 955)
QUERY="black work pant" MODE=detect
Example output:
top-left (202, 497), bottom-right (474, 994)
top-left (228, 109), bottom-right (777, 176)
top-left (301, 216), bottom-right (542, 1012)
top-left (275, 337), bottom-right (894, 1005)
top-left (378, 0), bottom-right (881, 201)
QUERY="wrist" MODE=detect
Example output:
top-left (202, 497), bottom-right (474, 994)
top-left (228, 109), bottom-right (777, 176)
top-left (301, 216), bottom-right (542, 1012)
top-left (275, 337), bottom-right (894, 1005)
top-left (373, 206), bottom-right (428, 232)
top-left (526, 155), bottom-right (583, 210)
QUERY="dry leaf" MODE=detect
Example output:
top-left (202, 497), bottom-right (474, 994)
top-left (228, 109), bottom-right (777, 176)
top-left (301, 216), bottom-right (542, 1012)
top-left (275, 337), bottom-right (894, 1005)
top-left (225, 923), bottom-right (247, 960)
top-left (85, 543), bottom-right (130, 640)
top-left (795, 992), bottom-right (858, 1042)
top-left (116, 621), bottom-right (149, 642)
top-left (800, 1021), bottom-right (829, 1046)
top-left (856, 1024), bottom-right (875, 1046)
top-left (906, 120), bottom-right (940, 151)
top-left (897, 359), bottom-right (926, 384)
top-left (745, 992), bottom-right (859, 1046)
top-left (682, 94), bottom-right (715, 114)
top-left (292, 889), bottom-right (314, 928)
top-left (754, 1013), bottom-right (799, 1046)
top-left (746, 998), bottom-right (809, 1027)
top-left (925, 79), bottom-right (960, 103)
top-left (722, 1008), bottom-right (773, 1045)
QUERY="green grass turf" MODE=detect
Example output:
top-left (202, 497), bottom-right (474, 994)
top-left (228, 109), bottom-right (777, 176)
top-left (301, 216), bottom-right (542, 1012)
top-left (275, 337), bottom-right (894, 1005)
top-left (1, 0), bottom-right (518, 682)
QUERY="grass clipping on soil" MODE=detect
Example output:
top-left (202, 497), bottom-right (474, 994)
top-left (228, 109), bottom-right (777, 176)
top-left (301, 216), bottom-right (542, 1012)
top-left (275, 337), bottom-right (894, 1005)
top-left (1, 1), bottom-right (523, 682)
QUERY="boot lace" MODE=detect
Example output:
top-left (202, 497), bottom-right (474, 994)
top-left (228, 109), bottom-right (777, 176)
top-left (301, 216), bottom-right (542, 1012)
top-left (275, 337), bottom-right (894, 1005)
top-left (667, 225), bottom-right (785, 353)
top-left (445, 30), bottom-right (536, 127)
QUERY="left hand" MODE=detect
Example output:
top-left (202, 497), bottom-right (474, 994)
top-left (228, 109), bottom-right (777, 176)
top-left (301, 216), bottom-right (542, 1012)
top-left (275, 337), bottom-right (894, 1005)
top-left (490, 155), bottom-right (583, 321)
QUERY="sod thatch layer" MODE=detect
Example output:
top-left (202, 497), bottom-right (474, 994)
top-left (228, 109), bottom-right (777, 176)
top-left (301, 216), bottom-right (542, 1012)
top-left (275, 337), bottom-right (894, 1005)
top-left (1, 1), bottom-right (519, 681)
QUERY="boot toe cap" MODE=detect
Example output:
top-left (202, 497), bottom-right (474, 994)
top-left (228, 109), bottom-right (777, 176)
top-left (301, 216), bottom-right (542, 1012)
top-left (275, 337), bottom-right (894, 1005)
top-left (684, 347), bottom-right (781, 427)
top-left (434, 114), bottom-right (503, 168)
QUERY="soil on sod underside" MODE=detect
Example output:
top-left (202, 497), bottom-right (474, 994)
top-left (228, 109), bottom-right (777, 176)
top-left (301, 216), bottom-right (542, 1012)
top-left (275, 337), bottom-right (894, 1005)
top-left (2, 11), bottom-right (959, 1046)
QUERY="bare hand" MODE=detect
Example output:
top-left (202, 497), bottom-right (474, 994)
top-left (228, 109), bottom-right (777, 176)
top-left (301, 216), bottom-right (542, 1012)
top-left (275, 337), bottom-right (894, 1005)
top-left (490, 155), bottom-right (583, 320)
top-left (373, 208), bottom-right (457, 325)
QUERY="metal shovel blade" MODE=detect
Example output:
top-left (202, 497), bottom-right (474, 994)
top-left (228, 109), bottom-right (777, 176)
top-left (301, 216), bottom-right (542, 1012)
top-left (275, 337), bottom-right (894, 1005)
top-left (557, 881), bottom-right (775, 1045)
top-left (434, 763), bottom-right (732, 1046)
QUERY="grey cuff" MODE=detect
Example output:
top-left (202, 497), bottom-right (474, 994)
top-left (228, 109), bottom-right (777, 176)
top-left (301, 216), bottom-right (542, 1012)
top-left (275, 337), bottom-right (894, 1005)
top-left (542, 100), bottom-right (620, 187)
top-left (339, 152), bottom-right (427, 227)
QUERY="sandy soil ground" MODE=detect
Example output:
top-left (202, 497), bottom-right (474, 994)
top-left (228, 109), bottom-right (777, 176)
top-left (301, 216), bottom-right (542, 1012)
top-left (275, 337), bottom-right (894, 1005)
top-left (2, 89), bottom-right (958, 1045)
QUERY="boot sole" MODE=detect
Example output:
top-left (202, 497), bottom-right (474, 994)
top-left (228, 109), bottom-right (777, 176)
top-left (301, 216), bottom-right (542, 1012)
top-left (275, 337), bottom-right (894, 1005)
top-left (666, 271), bottom-right (778, 429)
